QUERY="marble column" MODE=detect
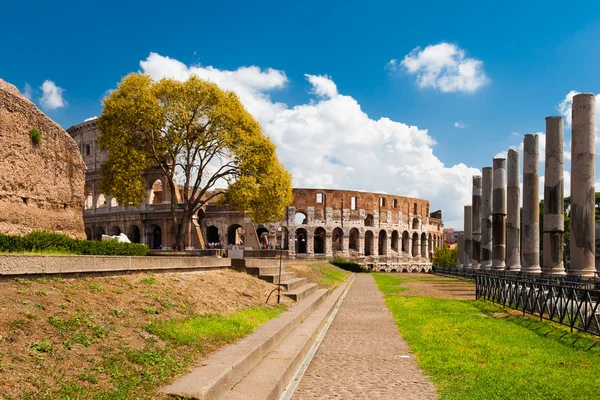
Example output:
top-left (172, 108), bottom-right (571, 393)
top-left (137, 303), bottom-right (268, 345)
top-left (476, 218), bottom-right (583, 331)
top-left (569, 94), bottom-right (596, 277)
top-left (464, 205), bottom-right (473, 269)
top-left (472, 176), bottom-right (482, 269)
top-left (506, 149), bottom-right (521, 271)
top-left (543, 116), bottom-right (566, 275)
top-left (492, 158), bottom-right (506, 270)
top-left (481, 167), bottom-right (493, 269)
top-left (457, 233), bottom-right (464, 268)
top-left (522, 134), bottom-right (541, 274)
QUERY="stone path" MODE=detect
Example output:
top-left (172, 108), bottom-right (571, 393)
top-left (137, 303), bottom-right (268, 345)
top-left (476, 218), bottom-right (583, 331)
top-left (292, 274), bottom-right (438, 400)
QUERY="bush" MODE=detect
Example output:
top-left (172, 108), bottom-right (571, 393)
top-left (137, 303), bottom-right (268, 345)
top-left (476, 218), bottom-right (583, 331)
top-left (30, 127), bottom-right (42, 145)
top-left (329, 258), bottom-right (369, 273)
top-left (432, 243), bottom-right (457, 267)
top-left (0, 231), bottom-right (149, 256)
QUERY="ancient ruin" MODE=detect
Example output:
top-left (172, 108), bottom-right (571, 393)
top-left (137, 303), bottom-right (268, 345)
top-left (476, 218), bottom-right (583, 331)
top-left (68, 119), bottom-right (444, 272)
top-left (0, 79), bottom-right (85, 238)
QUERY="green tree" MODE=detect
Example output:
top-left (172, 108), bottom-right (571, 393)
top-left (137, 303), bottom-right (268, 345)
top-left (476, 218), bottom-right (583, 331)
top-left (98, 74), bottom-right (293, 250)
top-left (432, 243), bottom-right (457, 267)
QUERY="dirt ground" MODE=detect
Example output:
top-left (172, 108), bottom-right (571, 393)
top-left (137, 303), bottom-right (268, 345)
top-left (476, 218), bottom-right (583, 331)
top-left (392, 273), bottom-right (476, 300)
top-left (0, 269), bottom-right (291, 398)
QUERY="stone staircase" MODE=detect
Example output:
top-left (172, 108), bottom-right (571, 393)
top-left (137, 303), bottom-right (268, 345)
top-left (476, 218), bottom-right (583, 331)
top-left (233, 259), bottom-right (318, 302)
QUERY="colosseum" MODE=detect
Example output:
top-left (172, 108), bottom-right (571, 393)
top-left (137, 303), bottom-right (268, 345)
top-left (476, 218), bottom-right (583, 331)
top-left (67, 118), bottom-right (444, 272)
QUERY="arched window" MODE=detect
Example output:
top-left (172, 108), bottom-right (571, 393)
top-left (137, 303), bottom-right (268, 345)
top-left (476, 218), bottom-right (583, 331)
top-left (391, 231), bottom-right (399, 252)
top-left (365, 214), bottom-right (374, 227)
top-left (412, 232), bottom-right (419, 257)
top-left (349, 228), bottom-right (359, 252)
top-left (365, 231), bottom-right (374, 256)
top-left (402, 231), bottom-right (409, 253)
top-left (421, 232), bottom-right (427, 257)
top-left (332, 227), bottom-right (344, 252)
top-left (378, 230), bottom-right (387, 256)
top-left (295, 211), bottom-right (308, 225)
top-left (314, 227), bottom-right (326, 254)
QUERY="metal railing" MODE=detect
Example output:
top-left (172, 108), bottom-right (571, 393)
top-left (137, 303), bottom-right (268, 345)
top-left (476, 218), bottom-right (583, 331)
top-left (476, 273), bottom-right (600, 336)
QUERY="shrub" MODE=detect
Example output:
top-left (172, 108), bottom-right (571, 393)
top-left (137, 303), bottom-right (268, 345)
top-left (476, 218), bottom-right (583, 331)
top-left (0, 231), bottom-right (149, 256)
top-left (432, 243), bottom-right (457, 267)
top-left (30, 127), bottom-right (42, 145)
top-left (329, 258), bottom-right (369, 273)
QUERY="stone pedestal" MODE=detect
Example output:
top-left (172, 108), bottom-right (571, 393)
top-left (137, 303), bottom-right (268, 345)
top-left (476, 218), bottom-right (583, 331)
top-left (481, 167), bottom-right (493, 269)
top-left (522, 134), bottom-right (541, 274)
top-left (506, 149), bottom-right (521, 271)
top-left (543, 116), bottom-right (566, 275)
top-left (492, 158), bottom-right (506, 270)
top-left (464, 205), bottom-right (472, 269)
top-left (472, 176), bottom-right (482, 269)
top-left (570, 94), bottom-right (596, 277)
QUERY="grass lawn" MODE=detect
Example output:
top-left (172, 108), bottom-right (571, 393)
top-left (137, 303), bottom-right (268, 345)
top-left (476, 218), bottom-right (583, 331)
top-left (373, 273), bottom-right (600, 400)
top-left (286, 261), bottom-right (351, 290)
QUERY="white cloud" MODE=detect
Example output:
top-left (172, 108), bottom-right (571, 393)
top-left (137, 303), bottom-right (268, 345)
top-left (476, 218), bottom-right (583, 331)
top-left (305, 74), bottom-right (337, 98)
top-left (84, 116), bottom-right (98, 122)
top-left (398, 42), bottom-right (490, 93)
top-left (23, 83), bottom-right (32, 99)
top-left (454, 122), bottom-right (466, 128)
top-left (386, 59), bottom-right (399, 72)
top-left (39, 80), bottom-right (67, 110)
top-left (558, 90), bottom-right (599, 131)
top-left (138, 53), bottom-right (480, 229)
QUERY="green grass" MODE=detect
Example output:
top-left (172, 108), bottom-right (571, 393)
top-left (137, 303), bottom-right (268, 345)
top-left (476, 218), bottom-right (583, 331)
top-left (373, 274), bottom-right (600, 399)
top-left (315, 263), bottom-right (351, 289)
top-left (147, 305), bottom-right (286, 348)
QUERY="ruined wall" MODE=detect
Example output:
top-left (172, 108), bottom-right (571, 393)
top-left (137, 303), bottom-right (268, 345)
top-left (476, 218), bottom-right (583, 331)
top-left (0, 79), bottom-right (86, 238)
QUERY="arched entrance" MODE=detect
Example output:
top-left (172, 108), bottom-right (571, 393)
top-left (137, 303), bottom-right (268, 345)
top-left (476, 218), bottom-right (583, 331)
top-left (295, 228), bottom-right (307, 253)
top-left (277, 227), bottom-right (289, 250)
top-left (365, 231), bottom-right (374, 256)
top-left (391, 231), bottom-right (399, 252)
top-left (402, 231), bottom-right (409, 253)
top-left (127, 225), bottom-right (141, 243)
top-left (378, 230), bottom-right (387, 255)
top-left (227, 224), bottom-right (245, 245)
top-left (151, 225), bottom-right (162, 249)
top-left (294, 211), bottom-right (308, 225)
top-left (349, 228), bottom-right (359, 252)
top-left (421, 232), bottom-right (427, 257)
top-left (84, 227), bottom-right (92, 241)
top-left (256, 227), bottom-right (269, 248)
top-left (412, 232), bottom-right (419, 257)
top-left (332, 227), bottom-right (343, 252)
top-left (314, 227), bottom-right (326, 254)
top-left (109, 226), bottom-right (121, 236)
top-left (94, 226), bottom-right (105, 241)
top-left (207, 226), bottom-right (220, 245)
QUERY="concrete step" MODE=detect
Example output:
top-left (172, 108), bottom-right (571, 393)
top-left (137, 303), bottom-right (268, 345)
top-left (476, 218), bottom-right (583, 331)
top-left (231, 258), bottom-right (280, 268)
top-left (225, 276), bottom-right (354, 400)
top-left (260, 272), bottom-right (296, 284)
top-left (280, 277), bottom-right (308, 292)
top-left (160, 286), bottom-right (335, 400)
top-left (245, 265), bottom-right (285, 276)
top-left (284, 283), bottom-right (318, 302)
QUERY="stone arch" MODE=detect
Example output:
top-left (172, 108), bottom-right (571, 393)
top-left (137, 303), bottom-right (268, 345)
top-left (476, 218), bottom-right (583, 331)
top-left (314, 227), bottom-right (326, 254)
top-left (428, 233), bottom-right (433, 253)
top-left (84, 184), bottom-right (93, 210)
top-left (95, 193), bottom-right (107, 208)
top-left (207, 225), bottom-right (220, 244)
top-left (412, 232), bottom-right (419, 257)
top-left (227, 224), bottom-right (245, 245)
top-left (295, 228), bottom-right (308, 253)
top-left (94, 226), bottom-right (105, 241)
top-left (349, 228), bottom-right (359, 252)
top-left (421, 232), bottom-right (427, 257)
top-left (109, 225), bottom-right (121, 236)
top-left (256, 227), bottom-right (269, 246)
top-left (295, 211), bottom-right (308, 225)
top-left (148, 178), bottom-right (166, 204)
top-left (391, 230), bottom-right (399, 252)
top-left (84, 227), bottom-right (92, 241)
top-left (365, 214), bottom-right (374, 227)
top-left (412, 218), bottom-right (419, 230)
top-left (402, 231), bottom-right (410, 253)
top-left (127, 225), bottom-right (141, 243)
top-left (332, 227), bottom-right (344, 252)
top-left (149, 224), bottom-right (162, 249)
top-left (365, 230), bottom-right (374, 256)
top-left (378, 230), bottom-right (387, 256)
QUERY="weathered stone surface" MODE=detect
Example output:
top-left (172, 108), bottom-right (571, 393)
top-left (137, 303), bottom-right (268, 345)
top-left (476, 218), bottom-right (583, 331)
top-left (522, 134), bottom-right (541, 273)
top-left (570, 94), bottom-right (596, 277)
top-left (543, 116), bottom-right (566, 275)
top-left (464, 205), bottom-right (472, 269)
top-left (492, 158), bottom-right (506, 270)
top-left (506, 149), bottom-right (521, 271)
top-left (457, 233), bottom-right (464, 268)
top-left (472, 176), bottom-right (482, 269)
top-left (0, 79), bottom-right (85, 238)
top-left (481, 167), bottom-right (493, 270)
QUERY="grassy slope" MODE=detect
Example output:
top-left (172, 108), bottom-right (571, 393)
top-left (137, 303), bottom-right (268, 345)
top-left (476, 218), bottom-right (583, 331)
top-left (0, 270), bottom-right (288, 400)
top-left (286, 261), bottom-right (351, 290)
top-left (373, 274), bottom-right (600, 400)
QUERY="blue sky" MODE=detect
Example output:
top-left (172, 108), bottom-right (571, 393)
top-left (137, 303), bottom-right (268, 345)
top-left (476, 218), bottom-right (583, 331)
top-left (2, 0), bottom-right (600, 228)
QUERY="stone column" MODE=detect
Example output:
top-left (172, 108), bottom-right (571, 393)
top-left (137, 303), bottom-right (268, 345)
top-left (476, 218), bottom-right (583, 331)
top-left (492, 158), bottom-right (507, 270)
top-left (464, 205), bottom-right (472, 269)
top-left (570, 94), bottom-right (596, 278)
top-left (325, 232), bottom-right (333, 257)
top-left (481, 167), bottom-right (493, 269)
top-left (457, 233), bottom-right (464, 268)
top-left (358, 234), bottom-right (365, 258)
top-left (472, 176), bottom-right (482, 269)
top-left (342, 233), bottom-right (350, 258)
top-left (543, 116), bottom-right (566, 275)
top-left (506, 149), bottom-right (521, 271)
top-left (522, 134), bottom-right (541, 274)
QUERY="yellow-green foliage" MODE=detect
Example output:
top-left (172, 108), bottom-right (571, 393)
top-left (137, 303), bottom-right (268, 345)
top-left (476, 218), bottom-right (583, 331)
top-left (30, 127), bottom-right (42, 145)
top-left (97, 74), bottom-right (293, 224)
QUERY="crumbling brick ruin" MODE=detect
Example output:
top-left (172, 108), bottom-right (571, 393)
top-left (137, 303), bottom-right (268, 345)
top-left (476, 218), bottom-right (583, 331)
top-left (0, 79), bottom-right (85, 238)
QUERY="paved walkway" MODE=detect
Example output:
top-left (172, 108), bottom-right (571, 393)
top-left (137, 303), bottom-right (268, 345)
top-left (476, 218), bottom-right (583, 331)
top-left (292, 274), bottom-right (438, 399)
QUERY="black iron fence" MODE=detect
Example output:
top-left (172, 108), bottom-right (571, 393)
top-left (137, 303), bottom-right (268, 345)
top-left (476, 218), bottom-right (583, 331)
top-left (433, 266), bottom-right (600, 335)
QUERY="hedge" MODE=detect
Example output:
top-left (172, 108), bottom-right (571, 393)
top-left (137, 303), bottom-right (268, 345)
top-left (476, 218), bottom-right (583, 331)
top-left (329, 258), bottom-right (369, 273)
top-left (0, 231), bottom-right (149, 256)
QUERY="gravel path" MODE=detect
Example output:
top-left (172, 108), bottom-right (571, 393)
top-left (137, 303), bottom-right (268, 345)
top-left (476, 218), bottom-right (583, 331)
top-left (292, 274), bottom-right (438, 399)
